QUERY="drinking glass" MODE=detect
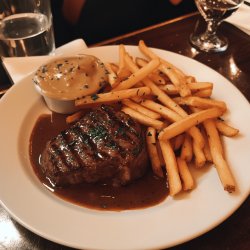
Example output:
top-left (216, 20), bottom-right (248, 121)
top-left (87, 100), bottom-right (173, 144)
top-left (0, 0), bottom-right (55, 57)
top-left (190, 0), bottom-right (244, 52)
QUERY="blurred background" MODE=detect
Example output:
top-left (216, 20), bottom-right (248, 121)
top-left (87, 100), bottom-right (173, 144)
top-left (51, 0), bottom-right (197, 46)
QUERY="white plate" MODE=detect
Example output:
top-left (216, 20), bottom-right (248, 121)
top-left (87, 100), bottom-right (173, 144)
top-left (0, 46), bottom-right (250, 250)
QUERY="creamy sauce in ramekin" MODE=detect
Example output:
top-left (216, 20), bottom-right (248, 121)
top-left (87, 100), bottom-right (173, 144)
top-left (33, 55), bottom-right (108, 100)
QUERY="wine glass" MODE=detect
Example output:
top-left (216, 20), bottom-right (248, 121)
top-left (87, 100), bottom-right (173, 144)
top-left (190, 0), bottom-right (244, 52)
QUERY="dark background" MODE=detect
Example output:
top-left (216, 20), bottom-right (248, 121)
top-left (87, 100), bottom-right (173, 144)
top-left (51, 0), bottom-right (197, 46)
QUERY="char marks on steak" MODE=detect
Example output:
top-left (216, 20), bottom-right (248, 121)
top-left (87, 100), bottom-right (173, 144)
top-left (40, 105), bottom-right (148, 187)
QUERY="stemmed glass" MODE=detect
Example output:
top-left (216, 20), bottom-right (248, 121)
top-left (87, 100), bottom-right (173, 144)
top-left (190, 0), bottom-right (244, 52)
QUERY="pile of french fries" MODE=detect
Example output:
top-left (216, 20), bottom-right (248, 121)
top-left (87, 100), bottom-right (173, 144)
top-left (74, 40), bottom-right (239, 196)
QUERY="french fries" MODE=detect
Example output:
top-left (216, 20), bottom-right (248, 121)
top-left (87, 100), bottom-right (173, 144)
top-left (138, 40), bottom-right (191, 97)
top-left (122, 99), bottom-right (161, 120)
top-left (121, 106), bottom-right (164, 130)
top-left (173, 133), bottom-right (185, 151)
top-left (117, 44), bottom-right (128, 78)
top-left (66, 110), bottom-right (84, 124)
top-left (203, 119), bottom-right (236, 192)
top-left (75, 87), bottom-right (151, 107)
top-left (104, 62), bottom-right (119, 87)
top-left (181, 133), bottom-right (193, 162)
top-left (73, 40), bottom-right (239, 195)
top-left (146, 127), bottom-right (164, 178)
top-left (140, 99), bottom-right (205, 148)
top-left (113, 58), bottom-right (160, 91)
top-left (215, 119), bottom-right (239, 137)
top-left (158, 108), bottom-right (224, 141)
top-left (193, 89), bottom-right (212, 98)
top-left (159, 139), bottom-right (182, 196)
top-left (159, 82), bottom-right (213, 95)
top-left (193, 139), bottom-right (206, 168)
top-left (140, 99), bottom-right (182, 122)
top-left (173, 96), bottom-right (227, 111)
top-left (201, 126), bottom-right (213, 162)
top-left (177, 158), bottom-right (195, 191)
top-left (136, 57), bottom-right (166, 85)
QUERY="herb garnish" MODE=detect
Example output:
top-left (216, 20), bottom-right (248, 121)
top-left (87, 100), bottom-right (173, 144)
top-left (91, 94), bottom-right (99, 101)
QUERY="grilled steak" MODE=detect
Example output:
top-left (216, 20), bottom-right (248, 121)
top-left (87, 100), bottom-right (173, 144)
top-left (40, 105), bottom-right (148, 187)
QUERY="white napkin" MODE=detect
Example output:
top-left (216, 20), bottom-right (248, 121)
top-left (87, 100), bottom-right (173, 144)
top-left (225, 1), bottom-right (250, 36)
top-left (2, 39), bottom-right (88, 84)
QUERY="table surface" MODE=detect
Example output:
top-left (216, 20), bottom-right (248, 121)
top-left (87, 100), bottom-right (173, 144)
top-left (0, 12), bottom-right (249, 250)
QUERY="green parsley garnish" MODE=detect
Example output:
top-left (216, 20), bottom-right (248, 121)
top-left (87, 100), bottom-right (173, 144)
top-left (91, 94), bottom-right (99, 101)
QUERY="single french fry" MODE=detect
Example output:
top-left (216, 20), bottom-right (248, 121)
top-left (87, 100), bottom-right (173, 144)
top-left (104, 62), bottom-right (119, 87)
top-left (193, 140), bottom-right (206, 168)
top-left (116, 45), bottom-right (132, 80)
top-left (185, 76), bottom-right (196, 83)
top-left (186, 127), bottom-right (205, 150)
top-left (75, 87), bottom-right (151, 107)
top-left (158, 108), bottom-right (224, 141)
top-left (173, 133), bottom-right (185, 151)
top-left (156, 140), bottom-right (165, 167)
top-left (66, 110), bottom-right (84, 124)
top-left (185, 105), bottom-right (207, 165)
top-left (203, 119), bottom-right (236, 192)
top-left (200, 126), bottom-right (213, 162)
top-left (177, 157), bottom-right (195, 191)
top-left (159, 82), bottom-right (213, 95)
top-left (181, 133), bottom-right (193, 162)
top-left (113, 58), bottom-right (160, 91)
top-left (121, 107), bottom-right (164, 130)
top-left (146, 127), bottom-right (164, 177)
top-left (174, 96), bottom-right (227, 111)
top-left (212, 153), bottom-right (236, 193)
top-left (193, 89), bottom-right (212, 98)
top-left (116, 46), bottom-right (131, 78)
top-left (189, 82), bottom-right (213, 90)
top-left (117, 44), bottom-right (126, 74)
top-left (135, 57), bottom-right (149, 67)
top-left (122, 99), bottom-right (161, 120)
top-left (215, 119), bottom-right (239, 137)
top-left (159, 139), bottom-right (182, 196)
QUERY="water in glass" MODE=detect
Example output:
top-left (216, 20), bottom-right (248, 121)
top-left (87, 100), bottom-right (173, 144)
top-left (0, 12), bottom-right (55, 57)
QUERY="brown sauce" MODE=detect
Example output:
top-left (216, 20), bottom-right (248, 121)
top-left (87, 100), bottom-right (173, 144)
top-left (29, 112), bottom-right (169, 211)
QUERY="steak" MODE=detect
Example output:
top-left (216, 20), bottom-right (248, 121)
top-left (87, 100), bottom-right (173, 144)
top-left (40, 105), bottom-right (148, 187)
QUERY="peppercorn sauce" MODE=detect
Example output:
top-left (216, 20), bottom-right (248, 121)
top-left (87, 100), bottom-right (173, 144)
top-left (33, 55), bottom-right (108, 100)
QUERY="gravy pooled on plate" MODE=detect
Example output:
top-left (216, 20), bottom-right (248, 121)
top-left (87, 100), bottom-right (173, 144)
top-left (29, 112), bottom-right (169, 211)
